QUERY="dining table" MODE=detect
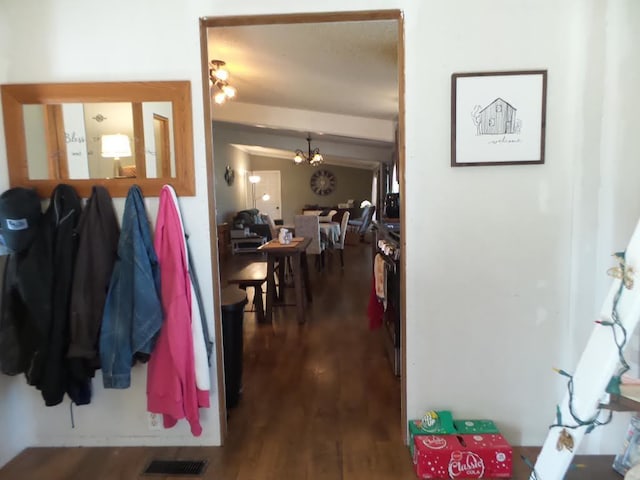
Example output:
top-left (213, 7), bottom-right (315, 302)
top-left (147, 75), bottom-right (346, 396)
top-left (257, 236), bottom-right (313, 324)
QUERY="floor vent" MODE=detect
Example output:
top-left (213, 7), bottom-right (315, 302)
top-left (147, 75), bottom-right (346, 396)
top-left (142, 460), bottom-right (207, 476)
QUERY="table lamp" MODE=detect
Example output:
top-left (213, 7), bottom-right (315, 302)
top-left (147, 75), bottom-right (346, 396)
top-left (101, 134), bottom-right (132, 178)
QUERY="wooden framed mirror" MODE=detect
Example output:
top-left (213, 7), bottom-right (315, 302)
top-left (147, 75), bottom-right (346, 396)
top-left (1, 81), bottom-right (195, 197)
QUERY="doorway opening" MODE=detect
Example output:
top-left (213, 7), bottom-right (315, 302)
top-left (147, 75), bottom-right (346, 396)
top-left (246, 170), bottom-right (281, 218)
top-left (199, 10), bottom-right (406, 443)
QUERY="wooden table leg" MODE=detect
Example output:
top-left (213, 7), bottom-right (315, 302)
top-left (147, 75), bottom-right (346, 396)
top-left (265, 256), bottom-right (276, 324)
top-left (293, 252), bottom-right (305, 324)
top-left (254, 283), bottom-right (266, 324)
top-left (277, 257), bottom-right (286, 304)
top-left (301, 251), bottom-right (312, 304)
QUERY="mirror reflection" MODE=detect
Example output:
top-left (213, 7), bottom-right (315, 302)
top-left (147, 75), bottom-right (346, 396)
top-left (1, 81), bottom-right (194, 198)
top-left (23, 101), bottom-right (174, 180)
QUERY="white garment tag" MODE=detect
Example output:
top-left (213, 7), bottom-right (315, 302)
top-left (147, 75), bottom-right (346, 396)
top-left (6, 218), bottom-right (28, 230)
top-left (0, 234), bottom-right (10, 256)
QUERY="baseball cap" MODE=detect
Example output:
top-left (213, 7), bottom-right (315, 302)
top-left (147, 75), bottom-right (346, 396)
top-left (0, 187), bottom-right (42, 253)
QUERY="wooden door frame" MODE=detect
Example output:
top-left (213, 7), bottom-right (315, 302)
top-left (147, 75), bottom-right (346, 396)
top-left (43, 105), bottom-right (68, 179)
top-left (153, 113), bottom-right (171, 178)
top-left (199, 9), bottom-right (406, 443)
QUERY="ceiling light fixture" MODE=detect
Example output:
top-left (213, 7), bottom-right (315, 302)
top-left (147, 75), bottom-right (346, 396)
top-left (209, 60), bottom-right (237, 105)
top-left (293, 134), bottom-right (323, 166)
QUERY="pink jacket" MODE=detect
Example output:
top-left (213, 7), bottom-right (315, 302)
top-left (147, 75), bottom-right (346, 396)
top-left (147, 185), bottom-right (209, 436)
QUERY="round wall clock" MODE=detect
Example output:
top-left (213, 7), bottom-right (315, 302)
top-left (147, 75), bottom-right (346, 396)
top-left (310, 169), bottom-right (336, 196)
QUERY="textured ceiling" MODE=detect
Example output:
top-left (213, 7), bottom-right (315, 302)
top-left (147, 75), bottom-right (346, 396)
top-left (207, 20), bottom-right (399, 120)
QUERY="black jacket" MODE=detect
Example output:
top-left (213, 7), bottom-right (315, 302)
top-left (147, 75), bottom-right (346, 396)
top-left (67, 186), bottom-right (119, 383)
top-left (36, 185), bottom-right (83, 406)
top-left (0, 212), bottom-right (49, 378)
top-left (0, 184), bottom-right (83, 406)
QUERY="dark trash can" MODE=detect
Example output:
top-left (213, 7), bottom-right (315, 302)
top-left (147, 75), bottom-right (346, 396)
top-left (221, 285), bottom-right (247, 408)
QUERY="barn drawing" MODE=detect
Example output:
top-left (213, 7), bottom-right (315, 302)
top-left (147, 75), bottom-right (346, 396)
top-left (472, 98), bottom-right (518, 135)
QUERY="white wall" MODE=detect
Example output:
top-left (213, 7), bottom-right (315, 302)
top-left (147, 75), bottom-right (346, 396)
top-left (248, 154), bottom-right (373, 224)
top-left (1, 0), bottom-right (639, 469)
top-left (585, 0), bottom-right (640, 451)
top-left (212, 131), bottom-right (251, 224)
top-left (406, 0), bottom-right (572, 447)
top-left (403, 0), bottom-right (639, 452)
top-left (0, 0), bottom-right (219, 467)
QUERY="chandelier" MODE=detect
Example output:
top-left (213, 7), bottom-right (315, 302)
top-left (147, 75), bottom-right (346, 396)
top-left (293, 134), bottom-right (323, 166)
top-left (209, 60), bottom-right (237, 105)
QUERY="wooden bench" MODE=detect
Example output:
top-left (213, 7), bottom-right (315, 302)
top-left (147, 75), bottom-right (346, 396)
top-left (227, 262), bottom-right (269, 324)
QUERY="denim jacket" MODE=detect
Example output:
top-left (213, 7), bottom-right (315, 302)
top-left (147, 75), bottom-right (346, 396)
top-left (100, 185), bottom-right (162, 389)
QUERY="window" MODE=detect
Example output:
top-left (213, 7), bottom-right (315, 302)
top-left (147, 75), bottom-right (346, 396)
top-left (391, 162), bottom-right (399, 193)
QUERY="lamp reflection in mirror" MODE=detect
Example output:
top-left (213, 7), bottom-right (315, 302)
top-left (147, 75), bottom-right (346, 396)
top-left (101, 134), bottom-right (131, 178)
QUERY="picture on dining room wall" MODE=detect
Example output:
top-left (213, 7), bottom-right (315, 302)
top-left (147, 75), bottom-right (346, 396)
top-left (451, 70), bottom-right (547, 167)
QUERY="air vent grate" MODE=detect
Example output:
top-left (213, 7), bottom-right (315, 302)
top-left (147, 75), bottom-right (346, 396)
top-left (142, 459), bottom-right (207, 476)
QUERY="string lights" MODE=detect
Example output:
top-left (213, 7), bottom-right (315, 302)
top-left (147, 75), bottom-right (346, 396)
top-left (549, 367), bottom-right (613, 433)
top-left (603, 251), bottom-right (633, 395)
top-left (529, 250), bottom-right (634, 480)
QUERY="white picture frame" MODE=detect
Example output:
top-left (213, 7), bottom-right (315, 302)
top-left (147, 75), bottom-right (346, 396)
top-left (451, 70), bottom-right (547, 167)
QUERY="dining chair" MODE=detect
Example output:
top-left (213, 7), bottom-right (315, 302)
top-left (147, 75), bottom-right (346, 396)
top-left (348, 205), bottom-right (376, 242)
top-left (261, 213), bottom-right (278, 241)
top-left (294, 214), bottom-right (325, 271)
top-left (335, 211), bottom-right (350, 268)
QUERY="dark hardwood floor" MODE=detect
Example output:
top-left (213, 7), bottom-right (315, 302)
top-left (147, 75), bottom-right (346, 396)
top-left (0, 240), bottom-right (411, 479)
top-left (0, 240), bottom-right (622, 479)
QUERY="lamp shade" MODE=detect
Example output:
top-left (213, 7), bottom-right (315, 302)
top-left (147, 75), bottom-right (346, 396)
top-left (101, 134), bottom-right (131, 159)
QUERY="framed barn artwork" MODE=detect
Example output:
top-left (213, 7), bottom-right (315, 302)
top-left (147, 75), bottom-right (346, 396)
top-left (451, 70), bottom-right (547, 167)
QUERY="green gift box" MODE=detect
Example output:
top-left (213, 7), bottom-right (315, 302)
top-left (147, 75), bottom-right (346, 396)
top-left (408, 411), bottom-right (455, 457)
top-left (454, 419), bottom-right (500, 434)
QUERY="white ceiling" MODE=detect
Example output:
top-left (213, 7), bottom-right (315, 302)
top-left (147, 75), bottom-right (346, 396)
top-left (206, 19), bottom-right (399, 168)
top-left (207, 20), bottom-right (399, 119)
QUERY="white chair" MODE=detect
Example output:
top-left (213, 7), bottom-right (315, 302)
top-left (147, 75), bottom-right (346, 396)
top-left (294, 214), bottom-right (325, 270)
top-left (261, 213), bottom-right (278, 241)
top-left (335, 211), bottom-right (350, 268)
top-left (319, 209), bottom-right (337, 223)
top-left (303, 209), bottom-right (336, 223)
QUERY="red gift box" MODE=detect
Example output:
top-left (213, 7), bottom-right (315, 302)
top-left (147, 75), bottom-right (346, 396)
top-left (413, 434), bottom-right (512, 479)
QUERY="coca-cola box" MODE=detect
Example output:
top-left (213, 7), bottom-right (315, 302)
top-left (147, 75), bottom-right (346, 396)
top-left (413, 434), bottom-right (512, 479)
top-left (408, 411), bottom-right (456, 458)
top-left (453, 419), bottom-right (499, 435)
